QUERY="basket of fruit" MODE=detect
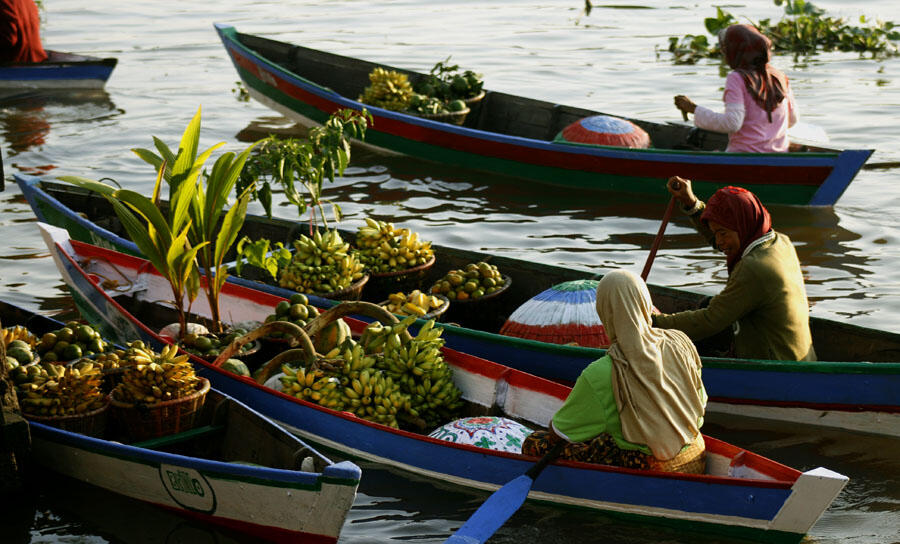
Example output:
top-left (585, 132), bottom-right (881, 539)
top-left (429, 262), bottom-right (511, 330)
top-left (278, 229), bottom-right (369, 301)
top-left (408, 95), bottom-right (469, 125)
top-left (354, 218), bottom-right (437, 300)
top-left (18, 359), bottom-right (110, 437)
top-left (412, 58), bottom-right (484, 123)
top-left (380, 290), bottom-right (449, 320)
top-left (108, 345), bottom-right (210, 442)
top-left (178, 328), bottom-right (261, 365)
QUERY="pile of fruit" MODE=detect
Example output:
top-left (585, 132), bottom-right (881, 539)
top-left (407, 94), bottom-right (466, 116)
top-left (354, 218), bottom-right (435, 274)
top-left (179, 328), bottom-right (252, 360)
top-left (382, 289), bottom-right (446, 317)
top-left (429, 261), bottom-right (506, 301)
top-left (362, 317), bottom-right (463, 428)
top-left (358, 67), bottom-right (414, 111)
top-left (413, 58), bottom-right (484, 102)
top-left (278, 229), bottom-right (366, 295)
top-left (112, 344), bottom-right (202, 405)
top-left (4, 325), bottom-right (39, 368)
top-left (16, 360), bottom-right (106, 417)
top-left (266, 308), bottom-right (462, 430)
top-left (35, 321), bottom-right (109, 363)
top-left (264, 293), bottom-right (321, 333)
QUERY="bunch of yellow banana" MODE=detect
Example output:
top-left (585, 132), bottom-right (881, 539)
top-left (17, 361), bottom-right (106, 417)
top-left (92, 349), bottom-right (125, 370)
top-left (279, 364), bottom-right (342, 409)
top-left (365, 317), bottom-right (463, 427)
top-left (354, 218), bottom-right (434, 274)
top-left (358, 67), bottom-right (414, 112)
top-left (278, 229), bottom-right (365, 295)
top-left (2, 325), bottom-right (38, 348)
top-left (383, 289), bottom-right (446, 317)
top-left (112, 344), bottom-right (199, 405)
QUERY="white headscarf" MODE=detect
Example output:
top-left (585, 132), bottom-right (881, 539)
top-left (597, 270), bottom-right (706, 460)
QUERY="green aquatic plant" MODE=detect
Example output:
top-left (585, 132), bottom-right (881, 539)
top-left (663, 0), bottom-right (900, 64)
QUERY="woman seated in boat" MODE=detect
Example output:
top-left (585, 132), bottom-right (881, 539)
top-left (522, 269), bottom-right (707, 474)
top-left (673, 24), bottom-right (796, 153)
top-left (0, 0), bottom-right (47, 63)
top-left (652, 176), bottom-right (816, 361)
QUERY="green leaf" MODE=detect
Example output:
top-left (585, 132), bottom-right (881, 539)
top-left (214, 186), bottom-right (251, 271)
top-left (173, 107), bottom-right (203, 182)
top-left (105, 196), bottom-right (167, 275)
top-left (57, 176), bottom-right (118, 196)
top-left (113, 189), bottom-right (173, 249)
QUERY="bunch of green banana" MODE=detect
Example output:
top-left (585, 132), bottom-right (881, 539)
top-left (365, 317), bottom-right (463, 427)
top-left (278, 229), bottom-right (366, 295)
top-left (429, 261), bottom-right (506, 302)
top-left (17, 360), bottom-right (106, 417)
top-left (112, 344), bottom-right (200, 405)
top-left (338, 366), bottom-right (407, 429)
top-left (354, 217), bottom-right (435, 274)
top-left (358, 67), bottom-right (414, 111)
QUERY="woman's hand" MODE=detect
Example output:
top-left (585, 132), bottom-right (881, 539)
top-left (674, 95), bottom-right (697, 116)
top-left (667, 176), bottom-right (697, 209)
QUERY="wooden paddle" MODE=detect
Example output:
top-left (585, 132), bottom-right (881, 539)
top-left (640, 179), bottom-right (680, 281)
top-left (443, 440), bottom-right (566, 544)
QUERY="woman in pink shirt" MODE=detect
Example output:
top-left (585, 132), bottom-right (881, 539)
top-left (673, 24), bottom-right (797, 153)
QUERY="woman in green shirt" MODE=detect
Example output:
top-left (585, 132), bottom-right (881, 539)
top-left (522, 269), bottom-right (708, 474)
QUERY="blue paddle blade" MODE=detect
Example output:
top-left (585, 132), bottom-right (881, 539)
top-left (444, 475), bottom-right (534, 544)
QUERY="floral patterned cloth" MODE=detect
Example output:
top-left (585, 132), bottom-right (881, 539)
top-left (428, 416), bottom-right (534, 453)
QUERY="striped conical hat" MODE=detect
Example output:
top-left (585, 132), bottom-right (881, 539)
top-left (499, 279), bottom-right (610, 348)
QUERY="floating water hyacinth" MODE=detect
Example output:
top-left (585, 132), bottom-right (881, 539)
top-left (499, 279), bottom-right (610, 348)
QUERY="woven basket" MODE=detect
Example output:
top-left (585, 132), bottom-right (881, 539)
top-left (442, 275), bottom-right (513, 332)
top-left (367, 255), bottom-right (436, 301)
top-left (26, 399), bottom-right (110, 438)
top-left (450, 275), bottom-right (512, 304)
top-left (109, 378), bottom-right (210, 443)
top-left (314, 273), bottom-right (369, 301)
top-left (416, 107), bottom-right (469, 126)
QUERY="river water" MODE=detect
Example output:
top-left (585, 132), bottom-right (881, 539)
top-left (1, 1), bottom-right (899, 543)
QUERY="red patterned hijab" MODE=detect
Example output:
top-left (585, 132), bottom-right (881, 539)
top-left (701, 186), bottom-right (772, 272)
top-left (719, 24), bottom-right (788, 122)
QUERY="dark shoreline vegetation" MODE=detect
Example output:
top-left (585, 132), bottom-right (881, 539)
top-left (659, 0), bottom-right (900, 64)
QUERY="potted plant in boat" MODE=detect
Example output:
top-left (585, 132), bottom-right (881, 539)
top-left (59, 106), bottom-right (259, 340)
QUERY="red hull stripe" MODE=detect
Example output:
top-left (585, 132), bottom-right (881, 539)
top-left (156, 503), bottom-right (337, 544)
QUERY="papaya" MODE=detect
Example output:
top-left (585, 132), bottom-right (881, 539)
top-left (313, 318), bottom-right (351, 355)
top-left (221, 358), bottom-right (251, 377)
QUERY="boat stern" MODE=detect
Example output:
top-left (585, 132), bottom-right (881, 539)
top-left (769, 467), bottom-right (849, 535)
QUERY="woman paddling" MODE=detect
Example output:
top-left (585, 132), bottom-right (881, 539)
top-left (522, 269), bottom-right (707, 474)
top-left (674, 24), bottom-right (797, 153)
top-left (652, 176), bottom-right (816, 361)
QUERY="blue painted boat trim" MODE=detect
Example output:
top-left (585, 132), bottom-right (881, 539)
top-left (808, 149), bottom-right (874, 205)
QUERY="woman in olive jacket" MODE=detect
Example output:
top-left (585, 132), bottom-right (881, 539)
top-left (651, 176), bottom-right (815, 361)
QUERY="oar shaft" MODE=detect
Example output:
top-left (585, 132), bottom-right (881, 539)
top-left (641, 196), bottom-right (676, 281)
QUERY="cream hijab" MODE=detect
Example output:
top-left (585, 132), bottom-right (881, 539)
top-left (598, 270), bottom-right (706, 460)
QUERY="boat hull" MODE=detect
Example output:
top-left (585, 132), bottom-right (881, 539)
top-left (0, 51), bottom-right (117, 91)
top-left (214, 24), bottom-right (872, 207)
top-left (19, 175), bottom-right (900, 437)
top-left (37, 222), bottom-right (849, 543)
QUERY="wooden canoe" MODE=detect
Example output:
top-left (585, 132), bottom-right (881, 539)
top-left (214, 23), bottom-right (872, 207)
top-left (0, 51), bottom-right (117, 93)
top-left (0, 300), bottom-right (360, 544)
top-left (18, 176), bottom-right (900, 437)
top-left (36, 222), bottom-right (849, 543)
